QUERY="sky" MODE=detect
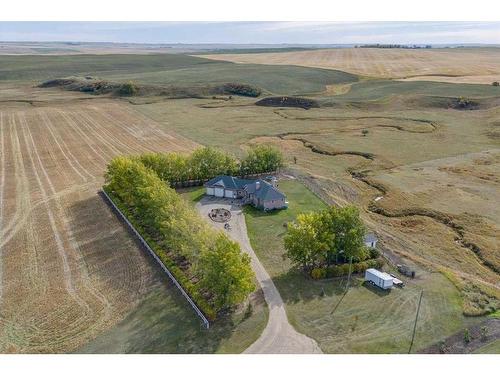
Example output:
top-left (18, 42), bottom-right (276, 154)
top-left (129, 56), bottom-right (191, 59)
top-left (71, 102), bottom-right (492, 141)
top-left (1, 22), bottom-right (499, 45)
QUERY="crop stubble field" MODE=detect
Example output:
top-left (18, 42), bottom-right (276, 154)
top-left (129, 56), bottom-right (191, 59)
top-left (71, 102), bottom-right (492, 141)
top-left (200, 48), bottom-right (500, 84)
top-left (0, 91), bottom-right (198, 353)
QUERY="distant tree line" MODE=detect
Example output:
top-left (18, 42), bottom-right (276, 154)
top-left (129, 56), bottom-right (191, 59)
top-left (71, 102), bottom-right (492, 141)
top-left (104, 156), bottom-right (255, 318)
top-left (356, 44), bottom-right (432, 49)
top-left (136, 145), bottom-right (284, 185)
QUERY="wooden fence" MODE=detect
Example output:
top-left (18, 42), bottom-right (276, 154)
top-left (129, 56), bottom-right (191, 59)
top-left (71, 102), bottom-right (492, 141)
top-left (101, 189), bottom-right (210, 329)
top-left (169, 171), bottom-right (278, 188)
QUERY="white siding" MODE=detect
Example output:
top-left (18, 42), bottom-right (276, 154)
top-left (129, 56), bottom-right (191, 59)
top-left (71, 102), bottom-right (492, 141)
top-left (206, 187), bottom-right (215, 196)
top-left (224, 190), bottom-right (236, 198)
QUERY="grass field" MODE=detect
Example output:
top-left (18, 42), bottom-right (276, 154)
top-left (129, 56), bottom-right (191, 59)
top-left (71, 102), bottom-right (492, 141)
top-left (133, 88), bottom-right (500, 306)
top-left (0, 51), bottom-right (499, 353)
top-left (242, 179), bottom-right (472, 353)
top-left (473, 338), bottom-right (500, 354)
top-left (0, 54), bottom-right (357, 95)
top-left (200, 47), bottom-right (500, 84)
top-left (79, 280), bottom-right (268, 354)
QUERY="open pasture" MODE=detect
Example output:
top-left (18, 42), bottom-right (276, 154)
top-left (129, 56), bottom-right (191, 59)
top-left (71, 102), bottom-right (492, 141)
top-left (133, 89), bottom-right (500, 307)
top-left (200, 48), bottom-right (500, 84)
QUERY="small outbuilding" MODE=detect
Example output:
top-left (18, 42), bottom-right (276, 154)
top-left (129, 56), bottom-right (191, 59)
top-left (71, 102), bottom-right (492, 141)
top-left (364, 233), bottom-right (378, 249)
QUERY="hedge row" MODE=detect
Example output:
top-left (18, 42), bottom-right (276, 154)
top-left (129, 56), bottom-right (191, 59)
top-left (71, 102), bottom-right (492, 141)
top-left (104, 156), bottom-right (255, 317)
top-left (310, 258), bottom-right (384, 280)
top-left (136, 145), bottom-right (283, 185)
top-left (104, 187), bottom-right (217, 320)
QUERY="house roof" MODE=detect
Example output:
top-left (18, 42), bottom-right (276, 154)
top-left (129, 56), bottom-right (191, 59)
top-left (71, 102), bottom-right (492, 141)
top-left (245, 180), bottom-right (286, 201)
top-left (205, 175), bottom-right (252, 190)
top-left (205, 175), bottom-right (287, 202)
top-left (364, 233), bottom-right (377, 243)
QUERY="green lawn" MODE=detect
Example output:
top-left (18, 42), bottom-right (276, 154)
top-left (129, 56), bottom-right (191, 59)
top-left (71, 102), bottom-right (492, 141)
top-left (78, 277), bottom-right (268, 353)
top-left (243, 179), bottom-right (469, 353)
top-left (243, 179), bottom-right (328, 277)
top-left (177, 186), bottom-right (206, 207)
top-left (473, 339), bottom-right (500, 354)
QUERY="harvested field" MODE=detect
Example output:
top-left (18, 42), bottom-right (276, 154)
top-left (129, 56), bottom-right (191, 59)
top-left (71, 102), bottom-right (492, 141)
top-left (0, 96), bottom-right (197, 353)
top-left (200, 48), bottom-right (500, 84)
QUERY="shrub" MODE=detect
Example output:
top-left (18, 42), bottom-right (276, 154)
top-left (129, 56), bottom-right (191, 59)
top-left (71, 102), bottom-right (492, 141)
top-left (480, 326), bottom-right (488, 341)
top-left (369, 247), bottom-right (380, 259)
top-left (492, 81), bottom-right (499, 87)
top-left (119, 81), bottom-right (138, 96)
top-left (464, 328), bottom-right (471, 344)
top-left (362, 129), bottom-right (369, 136)
top-left (221, 83), bottom-right (262, 97)
top-left (311, 268), bottom-right (327, 280)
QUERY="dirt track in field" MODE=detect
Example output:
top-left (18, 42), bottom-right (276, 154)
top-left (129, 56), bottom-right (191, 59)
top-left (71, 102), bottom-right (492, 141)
top-left (200, 48), bottom-right (500, 83)
top-left (0, 99), bottom-right (196, 353)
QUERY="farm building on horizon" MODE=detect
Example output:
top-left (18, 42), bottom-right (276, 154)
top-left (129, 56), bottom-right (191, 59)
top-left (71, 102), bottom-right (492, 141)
top-left (204, 175), bottom-right (288, 211)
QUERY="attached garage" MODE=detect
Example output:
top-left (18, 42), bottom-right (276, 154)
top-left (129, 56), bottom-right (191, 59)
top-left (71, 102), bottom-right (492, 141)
top-left (214, 187), bottom-right (225, 197)
top-left (224, 190), bottom-right (236, 198)
top-left (206, 187), bottom-right (215, 196)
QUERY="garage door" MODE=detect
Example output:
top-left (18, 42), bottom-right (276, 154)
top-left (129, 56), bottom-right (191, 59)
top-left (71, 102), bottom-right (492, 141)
top-left (224, 190), bottom-right (235, 198)
top-left (206, 187), bottom-right (215, 195)
top-left (214, 188), bottom-right (224, 197)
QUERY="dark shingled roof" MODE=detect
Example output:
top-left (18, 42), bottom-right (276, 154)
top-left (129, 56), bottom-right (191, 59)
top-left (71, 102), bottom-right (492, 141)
top-left (205, 175), bottom-right (286, 203)
top-left (205, 175), bottom-right (252, 190)
top-left (245, 180), bottom-right (286, 201)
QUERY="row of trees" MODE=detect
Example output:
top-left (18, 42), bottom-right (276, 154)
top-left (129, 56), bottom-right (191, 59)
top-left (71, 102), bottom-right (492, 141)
top-left (136, 145), bottom-right (283, 184)
top-left (284, 206), bottom-right (370, 272)
top-left (104, 156), bottom-right (255, 316)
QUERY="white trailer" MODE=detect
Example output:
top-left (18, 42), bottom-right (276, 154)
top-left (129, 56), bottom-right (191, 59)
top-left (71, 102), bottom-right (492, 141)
top-left (365, 268), bottom-right (393, 290)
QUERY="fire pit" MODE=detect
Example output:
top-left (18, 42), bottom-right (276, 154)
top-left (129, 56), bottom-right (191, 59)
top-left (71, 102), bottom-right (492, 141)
top-left (208, 208), bottom-right (231, 223)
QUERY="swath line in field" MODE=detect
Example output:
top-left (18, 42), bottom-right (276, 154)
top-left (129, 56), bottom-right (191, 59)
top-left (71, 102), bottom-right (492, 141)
top-left (55, 110), bottom-right (110, 165)
top-left (17, 112), bottom-right (88, 311)
top-left (38, 109), bottom-right (93, 182)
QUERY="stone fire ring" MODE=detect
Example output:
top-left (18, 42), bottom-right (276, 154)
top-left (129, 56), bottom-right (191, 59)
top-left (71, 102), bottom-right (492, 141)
top-left (209, 208), bottom-right (232, 223)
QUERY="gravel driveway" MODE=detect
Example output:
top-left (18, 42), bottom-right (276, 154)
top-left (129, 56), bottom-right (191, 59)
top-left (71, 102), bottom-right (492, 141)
top-left (196, 196), bottom-right (322, 354)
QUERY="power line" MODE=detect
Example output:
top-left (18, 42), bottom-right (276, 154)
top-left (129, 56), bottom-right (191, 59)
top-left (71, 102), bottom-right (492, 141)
top-left (408, 290), bottom-right (424, 354)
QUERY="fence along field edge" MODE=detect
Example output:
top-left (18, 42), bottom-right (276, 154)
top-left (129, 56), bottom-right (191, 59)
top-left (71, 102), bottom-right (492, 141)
top-left (100, 189), bottom-right (210, 329)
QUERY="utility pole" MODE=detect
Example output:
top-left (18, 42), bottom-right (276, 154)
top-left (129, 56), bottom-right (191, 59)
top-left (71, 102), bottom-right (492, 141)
top-left (408, 290), bottom-right (424, 354)
top-left (345, 256), bottom-right (353, 291)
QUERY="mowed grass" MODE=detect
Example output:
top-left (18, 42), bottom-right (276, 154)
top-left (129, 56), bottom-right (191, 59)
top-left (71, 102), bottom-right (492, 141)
top-left (78, 277), bottom-right (268, 354)
top-left (473, 338), bottom-right (500, 354)
top-left (243, 179), bottom-right (328, 277)
top-left (243, 180), bottom-right (470, 353)
top-left (0, 54), bottom-right (357, 95)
